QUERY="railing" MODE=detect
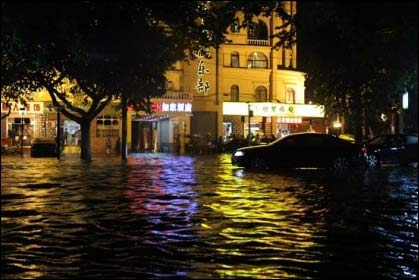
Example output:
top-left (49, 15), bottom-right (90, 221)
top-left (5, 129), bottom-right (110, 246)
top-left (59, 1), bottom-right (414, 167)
top-left (247, 39), bottom-right (269, 46)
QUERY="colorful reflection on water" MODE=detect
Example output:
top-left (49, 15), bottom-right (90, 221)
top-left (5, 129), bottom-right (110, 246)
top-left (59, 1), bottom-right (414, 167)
top-left (1, 153), bottom-right (417, 279)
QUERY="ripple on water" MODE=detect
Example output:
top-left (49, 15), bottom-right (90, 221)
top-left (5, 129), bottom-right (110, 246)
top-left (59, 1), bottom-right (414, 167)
top-left (1, 154), bottom-right (417, 279)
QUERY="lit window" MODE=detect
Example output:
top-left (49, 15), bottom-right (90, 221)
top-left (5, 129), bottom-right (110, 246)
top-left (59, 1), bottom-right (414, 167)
top-left (255, 86), bottom-right (267, 102)
top-left (231, 85), bottom-right (239, 102)
top-left (230, 19), bottom-right (240, 33)
top-left (231, 51), bottom-right (239, 67)
top-left (96, 115), bottom-right (120, 137)
top-left (286, 87), bottom-right (295, 104)
top-left (247, 51), bottom-right (268, 68)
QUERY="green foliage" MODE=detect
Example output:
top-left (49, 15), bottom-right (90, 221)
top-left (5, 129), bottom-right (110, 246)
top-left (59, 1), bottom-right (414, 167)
top-left (1, 1), bottom-right (297, 158)
top-left (300, 1), bottom-right (418, 139)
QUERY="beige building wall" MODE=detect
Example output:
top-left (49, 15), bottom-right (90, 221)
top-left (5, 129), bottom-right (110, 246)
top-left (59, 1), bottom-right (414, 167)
top-left (166, 1), bottom-right (307, 139)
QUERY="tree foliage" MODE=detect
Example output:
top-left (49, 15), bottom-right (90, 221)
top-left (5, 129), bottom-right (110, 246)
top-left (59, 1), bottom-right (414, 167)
top-left (299, 1), bottom-right (418, 141)
top-left (2, 1), bottom-right (297, 159)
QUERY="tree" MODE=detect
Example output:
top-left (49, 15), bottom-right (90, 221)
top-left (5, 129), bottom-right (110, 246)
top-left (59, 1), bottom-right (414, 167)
top-left (2, 1), bottom-right (189, 160)
top-left (1, 10), bottom-right (35, 119)
top-left (299, 2), bottom-right (418, 142)
top-left (2, 1), bottom-right (297, 159)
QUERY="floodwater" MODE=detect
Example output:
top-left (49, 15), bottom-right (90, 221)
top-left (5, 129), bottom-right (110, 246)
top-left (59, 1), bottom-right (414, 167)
top-left (1, 153), bottom-right (418, 279)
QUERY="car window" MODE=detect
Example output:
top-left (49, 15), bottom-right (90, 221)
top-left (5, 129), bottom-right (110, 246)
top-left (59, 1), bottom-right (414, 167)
top-left (369, 136), bottom-right (386, 145)
top-left (305, 135), bottom-right (326, 147)
top-left (280, 135), bottom-right (326, 148)
top-left (389, 135), bottom-right (405, 145)
top-left (280, 137), bottom-right (298, 147)
top-left (406, 135), bottom-right (418, 144)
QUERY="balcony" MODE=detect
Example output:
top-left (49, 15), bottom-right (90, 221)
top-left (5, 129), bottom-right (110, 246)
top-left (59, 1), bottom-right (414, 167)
top-left (247, 39), bottom-right (269, 46)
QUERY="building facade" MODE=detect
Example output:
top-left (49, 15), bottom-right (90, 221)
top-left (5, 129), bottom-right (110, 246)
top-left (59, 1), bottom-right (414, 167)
top-left (162, 2), bottom-right (324, 149)
top-left (1, 2), bottom-right (325, 154)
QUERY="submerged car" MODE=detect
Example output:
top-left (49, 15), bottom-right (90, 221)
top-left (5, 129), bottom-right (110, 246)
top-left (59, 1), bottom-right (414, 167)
top-left (364, 134), bottom-right (418, 167)
top-left (231, 132), bottom-right (366, 171)
top-left (30, 138), bottom-right (57, 157)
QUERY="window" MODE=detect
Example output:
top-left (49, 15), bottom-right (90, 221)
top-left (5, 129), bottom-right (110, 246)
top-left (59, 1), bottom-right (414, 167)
top-left (406, 135), bottom-right (418, 144)
top-left (231, 85), bottom-right (239, 102)
top-left (96, 115), bottom-right (119, 137)
top-left (230, 18), bottom-right (240, 33)
top-left (247, 51), bottom-right (268, 68)
top-left (286, 87), bottom-right (295, 103)
top-left (248, 22), bottom-right (256, 38)
top-left (255, 86), bottom-right (267, 102)
top-left (231, 51), bottom-right (239, 67)
top-left (247, 20), bottom-right (268, 40)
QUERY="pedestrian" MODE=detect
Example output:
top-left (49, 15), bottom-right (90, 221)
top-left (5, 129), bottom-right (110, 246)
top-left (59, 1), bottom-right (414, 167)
top-left (9, 129), bottom-right (16, 146)
top-left (64, 129), bottom-right (68, 146)
top-left (105, 137), bottom-right (111, 155)
top-left (73, 130), bottom-right (79, 146)
top-left (114, 136), bottom-right (120, 154)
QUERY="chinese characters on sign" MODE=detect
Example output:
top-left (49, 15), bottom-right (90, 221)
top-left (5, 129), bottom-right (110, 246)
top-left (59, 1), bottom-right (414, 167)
top-left (223, 102), bottom-right (324, 118)
top-left (1, 102), bottom-right (44, 114)
top-left (253, 103), bottom-right (297, 116)
top-left (194, 49), bottom-right (210, 95)
top-left (151, 102), bottom-right (192, 113)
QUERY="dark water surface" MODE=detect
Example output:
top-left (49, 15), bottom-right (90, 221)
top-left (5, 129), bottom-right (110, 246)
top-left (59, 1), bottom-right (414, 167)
top-left (1, 153), bottom-right (417, 279)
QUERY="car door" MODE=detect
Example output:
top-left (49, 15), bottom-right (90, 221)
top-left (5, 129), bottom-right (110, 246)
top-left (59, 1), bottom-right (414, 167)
top-left (300, 134), bottom-right (329, 167)
top-left (275, 134), bottom-right (323, 168)
top-left (270, 136), bottom-right (301, 168)
top-left (402, 135), bottom-right (418, 164)
top-left (384, 135), bottom-right (405, 163)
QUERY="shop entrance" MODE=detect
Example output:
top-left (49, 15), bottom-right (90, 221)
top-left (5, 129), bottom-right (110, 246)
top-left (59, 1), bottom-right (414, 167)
top-left (9, 118), bottom-right (33, 146)
top-left (63, 120), bottom-right (81, 146)
top-left (132, 121), bottom-right (156, 152)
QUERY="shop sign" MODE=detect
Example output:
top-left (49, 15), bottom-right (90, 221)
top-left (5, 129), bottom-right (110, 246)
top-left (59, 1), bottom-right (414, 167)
top-left (194, 48), bottom-right (210, 95)
top-left (151, 102), bottom-right (192, 113)
top-left (1, 101), bottom-right (44, 114)
top-left (252, 103), bottom-right (324, 117)
top-left (223, 102), bottom-right (324, 118)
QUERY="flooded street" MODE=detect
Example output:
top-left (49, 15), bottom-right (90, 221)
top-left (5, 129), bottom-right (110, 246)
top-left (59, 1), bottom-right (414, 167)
top-left (1, 153), bottom-right (418, 279)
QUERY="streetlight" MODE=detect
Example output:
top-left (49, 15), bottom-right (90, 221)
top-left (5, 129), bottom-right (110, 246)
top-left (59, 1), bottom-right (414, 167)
top-left (19, 107), bottom-right (25, 157)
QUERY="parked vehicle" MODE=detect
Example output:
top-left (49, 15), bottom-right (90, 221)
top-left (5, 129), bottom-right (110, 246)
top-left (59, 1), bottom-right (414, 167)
top-left (363, 134), bottom-right (418, 167)
top-left (338, 134), bottom-right (355, 143)
top-left (30, 138), bottom-right (57, 157)
top-left (231, 132), bottom-right (366, 171)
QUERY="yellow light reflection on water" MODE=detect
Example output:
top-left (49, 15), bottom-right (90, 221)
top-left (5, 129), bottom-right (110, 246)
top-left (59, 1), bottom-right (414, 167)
top-left (196, 156), bottom-right (323, 278)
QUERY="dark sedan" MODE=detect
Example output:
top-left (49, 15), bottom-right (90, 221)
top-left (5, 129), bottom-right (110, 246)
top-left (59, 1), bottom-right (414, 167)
top-left (231, 132), bottom-right (366, 171)
top-left (30, 138), bottom-right (57, 157)
top-left (364, 134), bottom-right (418, 167)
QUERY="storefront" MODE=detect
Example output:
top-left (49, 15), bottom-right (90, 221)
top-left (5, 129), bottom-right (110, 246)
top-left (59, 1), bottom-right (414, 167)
top-left (1, 101), bottom-right (47, 147)
top-left (222, 102), bottom-right (325, 140)
top-left (129, 101), bottom-right (192, 153)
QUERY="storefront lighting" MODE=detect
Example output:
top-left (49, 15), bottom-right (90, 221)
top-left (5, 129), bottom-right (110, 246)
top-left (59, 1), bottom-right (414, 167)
top-left (332, 121), bottom-right (342, 128)
top-left (19, 107), bottom-right (25, 157)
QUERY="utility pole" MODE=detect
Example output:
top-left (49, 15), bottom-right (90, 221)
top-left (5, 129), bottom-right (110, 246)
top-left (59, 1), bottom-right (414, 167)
top-left (248, 103), bottom-right (253, 146)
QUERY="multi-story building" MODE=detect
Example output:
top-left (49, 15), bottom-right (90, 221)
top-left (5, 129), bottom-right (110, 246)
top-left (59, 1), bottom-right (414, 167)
top-left (1, 2), bottom-right (324, 154)
top-left (133, 2), bottom-right (324, 152)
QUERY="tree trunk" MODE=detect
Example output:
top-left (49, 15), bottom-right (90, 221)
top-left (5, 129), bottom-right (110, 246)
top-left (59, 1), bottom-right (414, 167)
top-left (121, 93), bottom-right (128, 160)
top-left (80, 120), bottom-right (92, 161)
